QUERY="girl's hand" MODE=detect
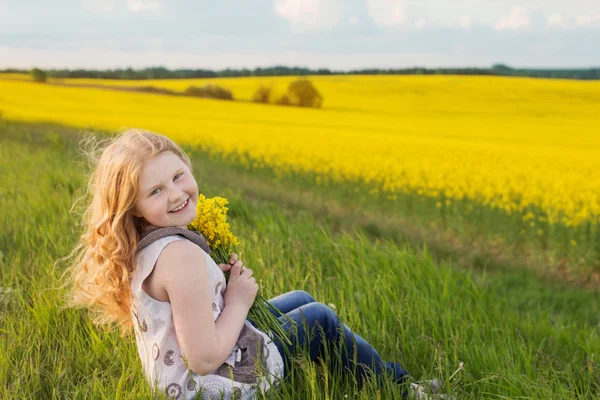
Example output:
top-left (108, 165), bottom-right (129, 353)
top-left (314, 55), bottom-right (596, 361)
top-left (217, 252), bottom-right (242, 272)
top-left (223, 258), bottom-right (258, 311)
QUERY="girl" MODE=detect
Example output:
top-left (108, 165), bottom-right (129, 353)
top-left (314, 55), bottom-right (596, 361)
top-left (64, 129), bottom-right (447, 400)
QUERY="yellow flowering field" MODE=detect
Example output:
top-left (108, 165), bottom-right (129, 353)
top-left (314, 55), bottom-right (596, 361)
top-left (1, 75), bottom-right (599, 233)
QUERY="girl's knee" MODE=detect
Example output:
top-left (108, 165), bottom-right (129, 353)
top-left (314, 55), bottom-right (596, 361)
top-left (291, 290), bottom-right (316, 304)
top-left (305, 302), bottom-right (339, 327)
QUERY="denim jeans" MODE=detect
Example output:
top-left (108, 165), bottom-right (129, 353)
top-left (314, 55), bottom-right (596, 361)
top-left (249, 290), bottom-right (410, 393)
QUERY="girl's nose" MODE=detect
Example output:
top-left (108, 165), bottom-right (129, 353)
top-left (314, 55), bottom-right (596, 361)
top-left (169, 188), bottom-right (186, 204)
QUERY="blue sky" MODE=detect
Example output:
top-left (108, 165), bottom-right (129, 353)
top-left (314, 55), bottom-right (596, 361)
top-left (1, 0), bottom-right (599, 70)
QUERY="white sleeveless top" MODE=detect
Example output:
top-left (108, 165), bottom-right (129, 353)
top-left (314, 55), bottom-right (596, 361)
top-left (130, 235), bottom-right (284, 400)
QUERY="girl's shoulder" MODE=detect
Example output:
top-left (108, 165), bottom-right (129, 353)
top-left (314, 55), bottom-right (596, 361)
top-left (157, 236), bottom-right (206, 263)
top-left (138, 234), bottom-right (206, 268)
top-left (135, 235), bottom-right (208, 302)
top-left (135, 235), bottom-right (202, 280)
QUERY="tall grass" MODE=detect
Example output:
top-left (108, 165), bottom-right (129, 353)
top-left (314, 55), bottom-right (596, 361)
top-left (1, 120), bottom-right (599, 399)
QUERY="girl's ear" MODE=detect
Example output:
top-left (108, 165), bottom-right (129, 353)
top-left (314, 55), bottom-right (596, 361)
top-left (131, 208), bottom-right (142, 218)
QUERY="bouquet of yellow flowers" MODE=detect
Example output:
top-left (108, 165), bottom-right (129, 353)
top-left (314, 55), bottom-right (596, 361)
top-left (187, 194), bottom-right (292, 345)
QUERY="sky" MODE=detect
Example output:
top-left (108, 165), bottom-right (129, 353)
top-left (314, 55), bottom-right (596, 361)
top-left (1, 0), bottom-right (599, 70)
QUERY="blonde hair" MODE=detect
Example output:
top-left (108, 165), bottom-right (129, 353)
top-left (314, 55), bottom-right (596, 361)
top-left (61, 128), bottom-right (192, 336)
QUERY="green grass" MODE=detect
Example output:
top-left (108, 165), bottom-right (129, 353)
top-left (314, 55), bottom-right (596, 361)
top-left (1, 119), bottom-right (599, 399)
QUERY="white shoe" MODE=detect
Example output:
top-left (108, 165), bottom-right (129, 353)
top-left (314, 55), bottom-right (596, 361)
top-left (409, 379), bottom-right (455, 399)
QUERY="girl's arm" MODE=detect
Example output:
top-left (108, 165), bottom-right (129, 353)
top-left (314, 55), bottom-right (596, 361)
top-left (155, 240), bottom-right (248, 375)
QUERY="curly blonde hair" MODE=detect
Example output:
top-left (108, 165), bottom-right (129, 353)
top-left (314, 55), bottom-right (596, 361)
top-left (61, 128), bottom-right (192, 336)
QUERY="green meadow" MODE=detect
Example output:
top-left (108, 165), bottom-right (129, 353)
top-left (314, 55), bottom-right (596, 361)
top-left (1, 119), bottom-right (599, 399)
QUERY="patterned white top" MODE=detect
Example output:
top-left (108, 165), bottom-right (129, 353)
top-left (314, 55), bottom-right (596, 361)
top-left (130, 235), bottom-right (284, 399)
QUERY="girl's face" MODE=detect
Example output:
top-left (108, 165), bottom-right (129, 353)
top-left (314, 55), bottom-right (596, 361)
top-left (133, 151), bottom-right (198, 230)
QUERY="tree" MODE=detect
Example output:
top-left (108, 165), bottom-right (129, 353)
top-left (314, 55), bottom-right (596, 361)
top-left (30, 68), bottom-right (47, 83)
top-left (287, 79), bottom-right (323, 108)
top-left (252, 85), bottom-right (272, 103)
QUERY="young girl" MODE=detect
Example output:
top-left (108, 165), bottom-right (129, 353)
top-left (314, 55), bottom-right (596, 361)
top-left (64, 129), bottom-right (447, 400)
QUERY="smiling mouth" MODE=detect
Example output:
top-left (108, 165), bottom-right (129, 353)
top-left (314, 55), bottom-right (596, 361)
top-left (169, 198), bottom-right (189, 213)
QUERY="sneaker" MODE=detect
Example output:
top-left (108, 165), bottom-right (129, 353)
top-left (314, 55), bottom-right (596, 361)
top-left (409, 379), bottom-right (455, 399)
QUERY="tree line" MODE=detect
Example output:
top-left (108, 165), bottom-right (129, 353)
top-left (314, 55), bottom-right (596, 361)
top-left (4, 64), bottom-right (599, 80)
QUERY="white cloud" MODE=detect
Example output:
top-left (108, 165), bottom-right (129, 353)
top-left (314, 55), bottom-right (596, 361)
top-left (495, 6), bottom-right (530, 31)
top-left (275, 0), bottom-right (319, 25)
top-left (459, 16), bottom-right (471, 29)
top-left (127, 0), bottom-right (160, 13)
top-left (274, 0), bottom-right (342, 30)
top-left (547, 13), bottom-right (567, 28)
top-left (415, 18), bottom-right (426, 29)
top-left (81, 0), bottom-right (116, 13)
top-left (366, 0), bottom-right (406, 27)
top-left (575, 15), bottom-right (600, 27)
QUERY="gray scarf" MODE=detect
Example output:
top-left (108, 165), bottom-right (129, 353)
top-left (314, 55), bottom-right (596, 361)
top-left (138, 226), bottom-right (211, 255)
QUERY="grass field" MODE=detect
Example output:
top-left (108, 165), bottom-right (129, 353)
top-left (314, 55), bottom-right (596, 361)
top-left (1, 74), bottom-right (599, 280)
top-left (1, 120), bottom-right (599, 399)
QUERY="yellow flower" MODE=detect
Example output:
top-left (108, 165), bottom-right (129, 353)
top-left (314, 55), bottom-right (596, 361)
top-left (187, 194), bottom-right (239, 257)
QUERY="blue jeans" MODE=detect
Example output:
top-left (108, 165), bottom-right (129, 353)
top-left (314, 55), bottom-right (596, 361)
top-left (249, 290), bottom-right (410, 393)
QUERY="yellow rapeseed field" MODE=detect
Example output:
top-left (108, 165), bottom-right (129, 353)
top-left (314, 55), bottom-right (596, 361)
top-left (1, 75), bottom-right (599, 227)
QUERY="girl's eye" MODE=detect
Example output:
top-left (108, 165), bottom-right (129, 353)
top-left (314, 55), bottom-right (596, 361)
top-left (149, 173), bottom-right (182, 197)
